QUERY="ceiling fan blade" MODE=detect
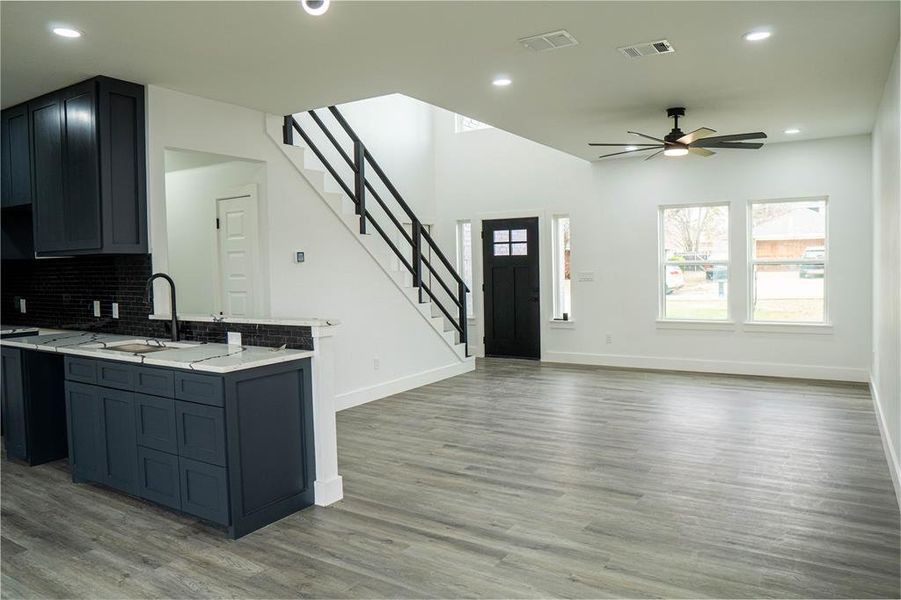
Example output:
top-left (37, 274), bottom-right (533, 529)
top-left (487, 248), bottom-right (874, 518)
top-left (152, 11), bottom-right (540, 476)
top-left (598, 146), bottom-right (662, 159)
top-left (693, 132), bottom-right (767, 146)
top-left (688, 147), bottom-right (715, 157)
top-left (644, 149), bottom-right (665, 161)
top-left (677, 127), bottom-right (717, 145)
top-left (697, 141), bottom-right (764, 150)
top-left (588, 142), bottom-right (660, 147)
top-left (627, 131), bottom-right (666, 143)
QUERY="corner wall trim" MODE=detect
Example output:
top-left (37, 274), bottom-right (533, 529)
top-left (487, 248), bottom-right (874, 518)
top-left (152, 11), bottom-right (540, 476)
top-left (542, 350), bottom-right (869, 382)
top-left (314, 476), bottom-right (344, 506)
top-left (336, 359), bottom-right (475, 411)
top-left (870, 373), bottom-right (901, 513)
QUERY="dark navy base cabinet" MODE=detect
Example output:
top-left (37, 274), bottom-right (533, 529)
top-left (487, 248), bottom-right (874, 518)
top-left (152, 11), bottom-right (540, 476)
top-left (1, 348), bottom-right (68, 465)
top-left (63, 356), bottom-right (315, 539)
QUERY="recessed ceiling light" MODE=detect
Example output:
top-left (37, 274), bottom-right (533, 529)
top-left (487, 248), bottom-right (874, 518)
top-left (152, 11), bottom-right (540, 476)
top-left (784, 128), bottom-right (801, 135)
top-left (52, 27), bottom-right (82, 38)
top-left (625, 145), bottom-right (639, 151)
top-left (301, 0), bottom-right (329, 16)
top-left (664, 147), bottom-right (689, 157)
top-left (492, 76), bottom-right (512, 87)
top-left (743, 30), bottom-right (771, 42)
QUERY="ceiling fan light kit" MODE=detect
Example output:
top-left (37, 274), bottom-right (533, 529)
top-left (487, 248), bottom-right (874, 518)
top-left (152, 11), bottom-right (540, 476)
top-left (589, 107), bottom-right (767, 160)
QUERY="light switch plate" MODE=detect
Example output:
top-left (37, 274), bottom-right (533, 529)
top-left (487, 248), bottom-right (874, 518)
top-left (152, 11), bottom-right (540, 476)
top-left (112, 302), bottom-right (119, 319)
top-left (92, 300), bottom-right (101, 317)
top-left (295, 250), bottom-right (305, 263)
top-left (227, 331), bottom-right (242, 346)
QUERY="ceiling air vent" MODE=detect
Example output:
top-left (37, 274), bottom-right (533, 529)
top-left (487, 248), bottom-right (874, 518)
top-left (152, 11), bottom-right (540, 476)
top-left (518, 29), bottom-right (579, 52)
top-left (618, 39), bottom-right (674, 58)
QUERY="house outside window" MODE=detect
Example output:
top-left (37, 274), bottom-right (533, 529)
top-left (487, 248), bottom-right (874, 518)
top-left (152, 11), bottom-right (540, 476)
top-left (749, 198), bottom-right (828, 323)
top-left (455, 114), bottom-right (493, 133)
top-left (659, 204), bottom-right (730, 320)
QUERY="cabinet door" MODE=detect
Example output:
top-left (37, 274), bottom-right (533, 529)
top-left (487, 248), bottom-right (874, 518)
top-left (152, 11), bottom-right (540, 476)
top-left (1, 348), bottom-right (28, 460)
top-left (1, 104), bottom-right (32, 208)
top-left (134, 394), bottom-right (177, 454)
top-left (175, 402), bottom-right (226, 466)
top-left (65, 382), bottom-right (103, 482)
top-left (137, 447), bottom-right (181, 510)
top-left (179, 457), bottom-right (229, 524)
top-left (60, 81), bottom-right (101, 251)
top-left (98, 387), bottom-right (138, 494)
top-left (29, 93), bottom-right (66, 253)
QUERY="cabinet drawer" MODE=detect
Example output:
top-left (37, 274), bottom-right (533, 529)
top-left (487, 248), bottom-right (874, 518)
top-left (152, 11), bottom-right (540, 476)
top-left (134, 394), bottom-right (177, 454)
top-left (176, 401), bottom-right (226, 466)
top-left (179, 457), bottom-right (229, 525)
top-left (65, 357), bottom-right (96, 384)
top-left (97, 360), bottom-right (135, 391)
top-left (137, 447), bottom-right (181, 510)
top-left (174, 372), bottom-right (223, 406)
top-left (135, 367), bottom-right (174, 398)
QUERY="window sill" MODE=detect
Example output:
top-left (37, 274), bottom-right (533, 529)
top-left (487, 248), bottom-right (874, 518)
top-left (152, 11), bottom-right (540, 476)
top-left (549, 319), bottom-right (576, 328)
top-left (742, 321), bottom-right (834, 334)
top-left (656, 319), bottom-right (735, 331)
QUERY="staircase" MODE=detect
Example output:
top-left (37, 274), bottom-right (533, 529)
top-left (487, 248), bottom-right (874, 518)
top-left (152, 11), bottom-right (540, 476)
top-left (269, 106), bottom-right (470, 361)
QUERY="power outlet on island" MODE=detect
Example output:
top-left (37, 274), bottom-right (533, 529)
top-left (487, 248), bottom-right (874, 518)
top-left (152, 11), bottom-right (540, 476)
top-left (227, 331), bottom-right (242, 346)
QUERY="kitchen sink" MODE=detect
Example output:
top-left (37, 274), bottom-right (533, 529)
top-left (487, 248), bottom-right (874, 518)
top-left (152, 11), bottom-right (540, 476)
top-left (104, 343), bottom-right (172, 354)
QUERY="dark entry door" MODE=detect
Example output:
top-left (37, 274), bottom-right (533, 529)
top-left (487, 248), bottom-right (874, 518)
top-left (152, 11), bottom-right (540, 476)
top-left (482, 217), bottom-right (540, 359)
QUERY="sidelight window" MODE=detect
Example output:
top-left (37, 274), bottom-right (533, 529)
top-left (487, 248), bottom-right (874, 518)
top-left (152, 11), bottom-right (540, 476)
top-left (552, 216), bottom-right (571, 320)
top-left (456, 221), bottom-right (474, 317)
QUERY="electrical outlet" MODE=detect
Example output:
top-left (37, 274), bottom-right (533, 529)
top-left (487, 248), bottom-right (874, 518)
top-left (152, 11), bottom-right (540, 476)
top-left (112, 302), bottom-right (119, 319)
top-left (605, 333), bottom-right (613, 344)
top-left (93, 300), bottom-right (101, 317)
top-left (373, 357), bottom-right (380, 371)
top-left (227, 331), bottom-right (242, 346)
top-left (18, 298), bottom-right (26, 313)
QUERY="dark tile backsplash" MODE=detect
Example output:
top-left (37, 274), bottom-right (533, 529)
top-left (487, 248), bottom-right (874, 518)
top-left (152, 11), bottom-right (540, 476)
top-left (1, 255), bottom-right (313, 350)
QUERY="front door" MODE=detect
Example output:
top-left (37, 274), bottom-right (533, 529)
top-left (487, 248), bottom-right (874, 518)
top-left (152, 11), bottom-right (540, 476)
top-left (482, 217), bottom-right (540, 359)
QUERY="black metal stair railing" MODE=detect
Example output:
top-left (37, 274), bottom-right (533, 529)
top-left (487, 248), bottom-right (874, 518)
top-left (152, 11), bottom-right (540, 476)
top-left (283, 106), bottom-right (469, 356)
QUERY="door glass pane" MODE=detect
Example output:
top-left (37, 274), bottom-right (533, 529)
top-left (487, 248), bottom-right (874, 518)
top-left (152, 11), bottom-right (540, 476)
top-left (493, 243), bottom-right (510, 256)
top-left (751, 200), bottom-right (826, 260)
top-left (511, 243), bottom-right (527, 256)
top-left (664, 265), bottom-right (729, 320)
top-left (511, 229), bottom-right (527, 242)
top-left (753, 264), bottom-right (824, 322)
top-left (493, 230), bottom-right (509, 243)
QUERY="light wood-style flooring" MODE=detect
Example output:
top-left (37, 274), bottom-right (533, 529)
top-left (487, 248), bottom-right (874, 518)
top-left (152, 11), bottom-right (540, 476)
top-left (2, 358), bottom-right (899, 598)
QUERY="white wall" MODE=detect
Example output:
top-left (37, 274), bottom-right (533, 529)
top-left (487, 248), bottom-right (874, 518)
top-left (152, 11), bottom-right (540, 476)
top-left (871, 43), bottom-right (900, 502)
top-left (147, 87), bottom-right (463, 403)
top-left (433, 107), bottom-right (874, 381)
top-left (164, 157), bottom-right (267, 316)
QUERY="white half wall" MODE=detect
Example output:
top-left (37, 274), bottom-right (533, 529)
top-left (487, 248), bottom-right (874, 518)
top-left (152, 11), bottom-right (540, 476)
top-left (871, 43), bottom-right (901, 505)
top-left (147, 86), bottom-right (466, 404)
top-left (432, 107), bottom-right (873, 381)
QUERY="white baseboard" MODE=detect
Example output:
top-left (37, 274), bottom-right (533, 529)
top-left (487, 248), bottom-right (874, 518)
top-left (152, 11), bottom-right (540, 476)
top-left (869, 373), bottom-right (901, 512)
top-left (336, 358), bottom-right (475, 411)
top-left (541, 350), bottom-right (869, 382)
top-left (314, 475), bottom-right (344, 506)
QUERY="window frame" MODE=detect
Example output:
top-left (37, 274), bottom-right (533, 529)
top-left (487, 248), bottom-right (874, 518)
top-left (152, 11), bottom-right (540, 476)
top-left (455, 220), bottom-right (474, 320)
top-left (658, 201), bottom-right (731, 322)
top-left (747, 196), bottom-right (829, 325)
top-left (551, 215), bottom-right (572, 320)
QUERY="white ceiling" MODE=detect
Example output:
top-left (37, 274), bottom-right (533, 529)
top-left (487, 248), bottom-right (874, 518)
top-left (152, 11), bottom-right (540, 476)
top-left (2, 1), bottom-right (898, 161)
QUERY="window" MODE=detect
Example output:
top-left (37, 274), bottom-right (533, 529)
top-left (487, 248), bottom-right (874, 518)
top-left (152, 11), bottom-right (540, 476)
top-left (492, 228), bottom-right (528, 256)
top-left (749, 198), bottom-right (827, 323)
top-left (456, 221), bottom-right (474, 317)
top-left (455, 114), bottom-right (493, 133)
top-left (660, 204), bottom-right (730, 320)
top-left (552, 216), bottom-right (572, 320)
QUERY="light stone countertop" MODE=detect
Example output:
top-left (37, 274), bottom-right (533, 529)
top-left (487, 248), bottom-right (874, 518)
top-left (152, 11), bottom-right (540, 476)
top-left (0, 330), bottom-right (314, 374)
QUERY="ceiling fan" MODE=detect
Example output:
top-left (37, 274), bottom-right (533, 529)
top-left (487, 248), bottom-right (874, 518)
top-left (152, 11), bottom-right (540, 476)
top-left (589, 107), bottom-right (766, 160)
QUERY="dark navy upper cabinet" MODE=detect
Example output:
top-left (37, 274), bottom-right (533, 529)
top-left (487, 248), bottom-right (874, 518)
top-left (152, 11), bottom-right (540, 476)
top-left (1, 103), bottom-right (32, 208)
top-left (1, 76), bottom-right (147, 258)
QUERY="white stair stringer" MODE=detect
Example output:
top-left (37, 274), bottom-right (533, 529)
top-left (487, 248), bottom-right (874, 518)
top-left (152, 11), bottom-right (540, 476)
top-left (267, 115), bottom-right (471, 363)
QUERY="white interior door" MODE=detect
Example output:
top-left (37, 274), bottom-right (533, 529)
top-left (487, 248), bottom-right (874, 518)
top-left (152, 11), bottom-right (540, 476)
top-left (216, 188), bottom-right (259, 317)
